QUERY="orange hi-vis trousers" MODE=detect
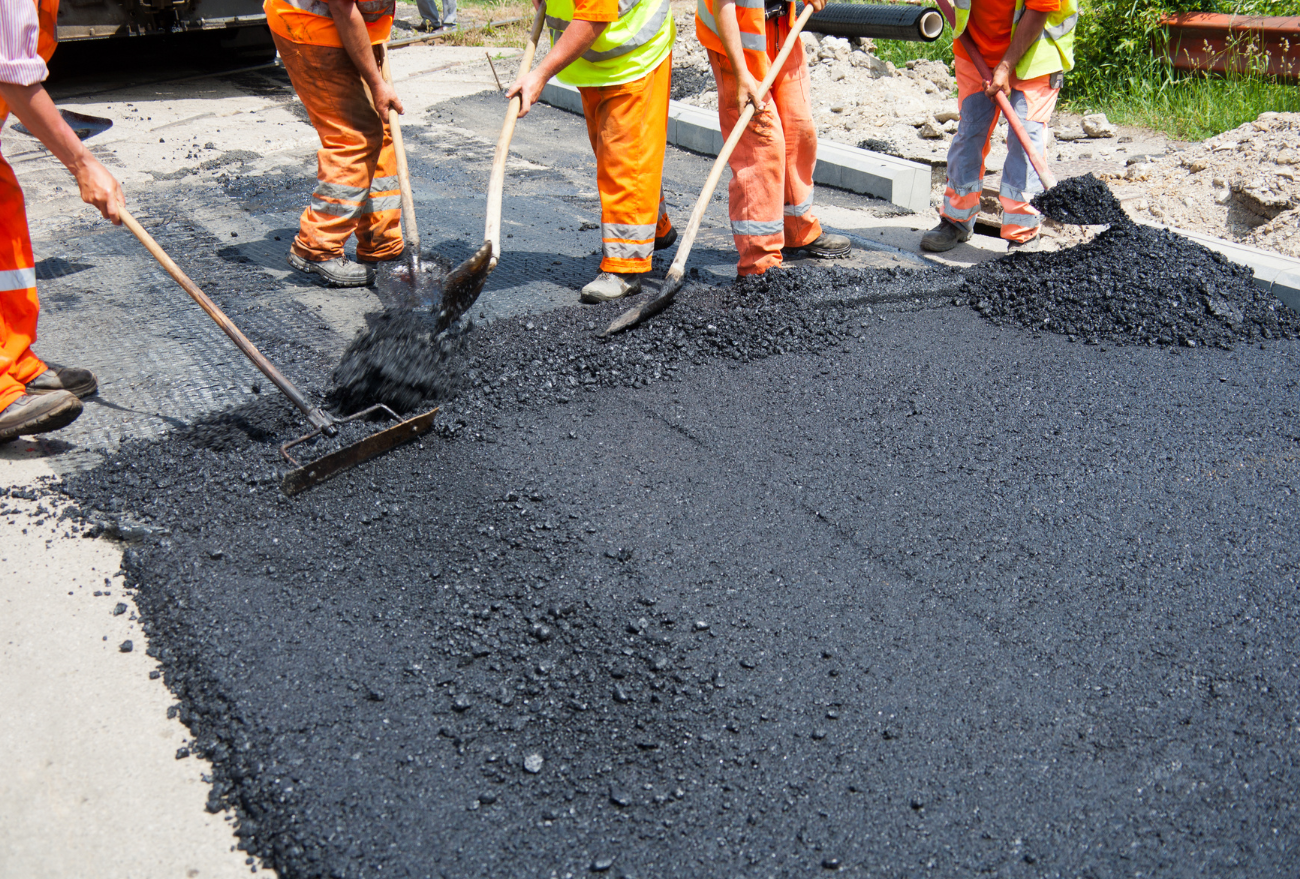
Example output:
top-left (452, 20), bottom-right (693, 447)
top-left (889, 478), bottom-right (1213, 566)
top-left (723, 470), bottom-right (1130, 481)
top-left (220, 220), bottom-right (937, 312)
top-left (578, 56), bottom-right (674, 275)
top-left (708, 15), bottom-right (822, 276)
top-left (274, 33), bottom-right (403, 262)
top-left (0, 134), bottom-right (48, 413)
top-left (939, 56), bottom-right (1059, 244)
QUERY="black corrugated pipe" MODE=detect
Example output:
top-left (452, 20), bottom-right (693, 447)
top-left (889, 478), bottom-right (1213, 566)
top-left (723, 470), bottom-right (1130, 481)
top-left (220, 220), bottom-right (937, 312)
top-left (795, 4), bottom-right (945, 41)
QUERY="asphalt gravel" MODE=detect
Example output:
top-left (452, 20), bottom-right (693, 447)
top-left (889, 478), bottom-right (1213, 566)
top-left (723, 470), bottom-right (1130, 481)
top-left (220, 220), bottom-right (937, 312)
top-left (963, 223), bottom-right (1300, 348)
top-left (1031, 173), bottom-right (1131, 227)
top-left (58, 254), bottom-right (1300, 879)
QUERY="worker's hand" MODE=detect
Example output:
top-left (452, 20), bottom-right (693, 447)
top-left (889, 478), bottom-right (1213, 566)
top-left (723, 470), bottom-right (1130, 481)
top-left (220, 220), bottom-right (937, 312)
top-left (506, 70), bottom-right (545, 118)
top-left (73, 153), bottom-right (123, 225)
top-left (984, 60), bottom-right (1012, 99)
top-left (370, 78), bottom-right (405, 119)
top-left (806, 0), bottom-right (827, 10)
top-left (736, 70), bottom-right (766, 114)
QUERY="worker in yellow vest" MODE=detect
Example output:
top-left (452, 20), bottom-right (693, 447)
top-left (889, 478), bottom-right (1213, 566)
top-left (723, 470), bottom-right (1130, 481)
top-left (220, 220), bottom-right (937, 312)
top-left (696, 0), bottom-right (850, 276)
top-left (921, 0), bottom-right (1078, 252)
top-left (264, 0), bottom-right (405, 286)
top-left (507, 0), bottom-right (676, 303)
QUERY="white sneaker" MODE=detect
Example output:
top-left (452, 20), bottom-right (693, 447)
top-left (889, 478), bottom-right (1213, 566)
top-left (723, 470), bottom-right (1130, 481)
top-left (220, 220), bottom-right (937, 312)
top-left (580, 271), bottom-right (642, 304)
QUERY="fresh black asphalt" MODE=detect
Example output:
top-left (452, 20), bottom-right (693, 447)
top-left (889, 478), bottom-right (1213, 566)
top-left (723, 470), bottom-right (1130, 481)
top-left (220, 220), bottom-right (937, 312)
top-left (60, 253), bottom-right (1300, 877)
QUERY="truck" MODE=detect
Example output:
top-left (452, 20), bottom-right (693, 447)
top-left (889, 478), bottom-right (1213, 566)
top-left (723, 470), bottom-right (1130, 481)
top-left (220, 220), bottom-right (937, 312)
top-left (56, 0), bottom-right (269, 44)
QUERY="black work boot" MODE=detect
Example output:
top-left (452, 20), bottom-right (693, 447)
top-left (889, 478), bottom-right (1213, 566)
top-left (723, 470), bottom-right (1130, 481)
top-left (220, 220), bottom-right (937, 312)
top-left (783, 232), bottom-right (851, 259)
top-left (920, 218), bottom-right (973, 253)
top-left (654, 226), bottom-right (678, 251)
top-left (26, 365), bottom-right (98, 399)
top-left (0, 392), bottom-right (83, 442)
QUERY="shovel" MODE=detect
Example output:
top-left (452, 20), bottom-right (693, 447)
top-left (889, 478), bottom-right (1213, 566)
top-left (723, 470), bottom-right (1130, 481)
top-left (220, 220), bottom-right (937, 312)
top-left (118, 205), bottom-right (438, 496)
top-left (381, 51), bottom-right (423, 283)
top-left (605, 3), bottom-right (816, 335)
top-left (432, 2), bottom-right (549, 333)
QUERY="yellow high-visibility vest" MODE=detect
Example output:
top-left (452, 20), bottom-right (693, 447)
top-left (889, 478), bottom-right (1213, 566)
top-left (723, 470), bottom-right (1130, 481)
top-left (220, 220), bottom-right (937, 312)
top-left (546, 0), bottom-right (675, 87)
top-left (953, 0), bottom-right (1078, 79)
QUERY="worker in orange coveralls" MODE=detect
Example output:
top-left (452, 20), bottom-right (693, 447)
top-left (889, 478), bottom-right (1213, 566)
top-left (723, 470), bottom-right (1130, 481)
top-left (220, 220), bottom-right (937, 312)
top-left (696, 0), bottom-right (851, 276)
top-left (920, 0), bottom-right (1078, 252)
top-left (506, 0), bottom-right (677, 304)
top-left (0, 0), bottom-right (122, 443)
top-left (265, 0), bottom-right (405, 287)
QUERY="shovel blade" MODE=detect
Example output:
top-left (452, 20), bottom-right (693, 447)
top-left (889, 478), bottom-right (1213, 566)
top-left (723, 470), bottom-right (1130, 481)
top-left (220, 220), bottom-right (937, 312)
top-left (281, 407), bottom-right (439, 496)
top-left (437, 241), bottom-right (495, 333)
top-left (603, 272), bottom-right (684, 336)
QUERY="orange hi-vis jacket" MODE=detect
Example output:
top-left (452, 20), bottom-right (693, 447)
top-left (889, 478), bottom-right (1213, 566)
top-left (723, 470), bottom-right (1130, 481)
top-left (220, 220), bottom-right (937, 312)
top-left (695, 0), bottom-right (792, 79)
top-left (264, 0), bottom-right (394, 47)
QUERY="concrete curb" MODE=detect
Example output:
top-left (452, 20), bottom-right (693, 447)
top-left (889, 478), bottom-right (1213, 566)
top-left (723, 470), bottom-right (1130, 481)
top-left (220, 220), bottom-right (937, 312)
top-left (539, 80), bottom-right (931, 213)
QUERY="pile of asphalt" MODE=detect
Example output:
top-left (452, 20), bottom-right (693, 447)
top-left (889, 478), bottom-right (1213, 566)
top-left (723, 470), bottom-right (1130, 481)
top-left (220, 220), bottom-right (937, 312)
top-left (963, 223), bottom-right (1300, 348)
top-left (58, 261), bottom-right (1300, 878)
top-left (1031, 172), bottom-right (1130, 227)
top-left (330, 310), bottom-right (468, 415)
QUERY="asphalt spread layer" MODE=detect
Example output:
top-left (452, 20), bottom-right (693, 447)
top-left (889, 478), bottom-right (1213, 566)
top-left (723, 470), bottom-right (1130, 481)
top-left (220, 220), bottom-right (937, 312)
top-left (58, 253), bottom-right (1300, 878)
top-left (1031, 172), bottom-right (1131, 227)
top-left (963, 223), bottom-right (1300, 348)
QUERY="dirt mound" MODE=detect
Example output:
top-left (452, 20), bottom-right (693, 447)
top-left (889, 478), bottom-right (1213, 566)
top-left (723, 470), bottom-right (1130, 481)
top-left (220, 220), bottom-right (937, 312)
top-left (963, 223), bottom-right (1300, 348)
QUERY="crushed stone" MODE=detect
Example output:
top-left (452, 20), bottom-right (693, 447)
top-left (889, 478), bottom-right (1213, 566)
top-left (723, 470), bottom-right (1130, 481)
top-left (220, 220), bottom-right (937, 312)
top-left (1032, 173), bottom-right (1130, 227)
top-left (963, 223), bottom-right (1300, 348)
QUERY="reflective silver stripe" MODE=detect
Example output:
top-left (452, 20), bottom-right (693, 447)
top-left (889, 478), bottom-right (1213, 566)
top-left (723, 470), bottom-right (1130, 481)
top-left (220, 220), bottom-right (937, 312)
top-left (314, 181), bottom-right (368, 201)
top-left (582, 0), bottom-right (670, 62)
top-left (783, 192), bottom-right (814, 216)
top-left (1043, 12), bottom-right (1077, 40)
top-left (0, 267), bottom-right (36, 291)
top-left (356, 0), bottom-right (395, 22)
top-left (731, 218), bottom-right (783, 237)
top-left (954, 0), bottom-right (970, 8)
top-left (603, 222), bottom-right (656, 241)
top-left (942, 200), bottom-right (980, 221)
top-left (362, 195), bottom-right (402, 213)
top-left (696, 0), bottom-right (761, 49)
top-left (947, 179), bottom-right (982, 197)
top-left (280, 0), bottom-right (331, 16)
top-left (1001, 212), bottom-right (1042, 228)
top-left (547, 15), bottom-right (569, 30)
top-left (617, 0), bottom-right (640, 15)
top-left (310, 198), bottom-right (363, 218)
top-left (604, 240), bottom-right (653, 260)
top-left (734, 0), bottom-right (765, 7)
top-left (370, 176), bottom-right (399, 193)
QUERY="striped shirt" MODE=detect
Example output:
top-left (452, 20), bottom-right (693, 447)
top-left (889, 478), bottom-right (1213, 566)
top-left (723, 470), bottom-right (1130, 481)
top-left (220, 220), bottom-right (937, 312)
top-left (0, 0), bottom-right (47, 86)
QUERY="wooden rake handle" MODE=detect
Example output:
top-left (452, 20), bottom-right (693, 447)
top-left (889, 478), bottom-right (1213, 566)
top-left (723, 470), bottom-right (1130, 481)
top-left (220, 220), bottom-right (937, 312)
top-left (484, 2), bottom-right (549, 267)
top-left (382, 50), bottom-right (421, 255)
top-left (932, 0), bottom-right (1056, 189)
top-left (665, 3), bottom-right (817, 286)
top-left (117, 205), bottom-right (331, 429)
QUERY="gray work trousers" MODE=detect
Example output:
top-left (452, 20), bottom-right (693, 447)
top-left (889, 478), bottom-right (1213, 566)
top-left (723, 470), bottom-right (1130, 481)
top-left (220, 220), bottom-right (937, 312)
top-left (416, 0), bottom-right (456, 26)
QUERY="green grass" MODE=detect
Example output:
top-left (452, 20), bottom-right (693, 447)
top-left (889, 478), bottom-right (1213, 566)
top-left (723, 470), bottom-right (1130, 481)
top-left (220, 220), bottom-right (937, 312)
top-left (863, 0), bottom-right (1300, 142)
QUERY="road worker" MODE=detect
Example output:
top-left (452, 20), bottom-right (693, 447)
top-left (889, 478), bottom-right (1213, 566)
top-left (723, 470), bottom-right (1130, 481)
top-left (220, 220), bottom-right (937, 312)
top-left (696, 0), bottom-right (850, 276)
top-left (265, 0), bottom-right (405, 286)
top-left (0, 0), bottom-right (122, 443)
top-left (506, 0), bottom-right (677, 303)
top-left (920, 0), bottom-right (1077, 253)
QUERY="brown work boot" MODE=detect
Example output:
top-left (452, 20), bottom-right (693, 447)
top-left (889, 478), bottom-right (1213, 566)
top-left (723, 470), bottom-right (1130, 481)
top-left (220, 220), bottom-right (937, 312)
top-left (783, 232), bottom-right (851, 259)
top-left (580, 271), bottom-right (642, 304)
top-left (287, 252), bottom-right (373, 287)
top-left (0, 392), bottom-right (83, 443)
top-left (920, 218), bottom-right (973, 253)
top-left (25, 365), bottom-right (98, 399)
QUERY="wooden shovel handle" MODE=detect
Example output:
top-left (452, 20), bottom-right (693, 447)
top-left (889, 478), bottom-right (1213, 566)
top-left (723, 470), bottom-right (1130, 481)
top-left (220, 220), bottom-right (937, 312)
top-left (117, 204), bottom-right (329, 428)
top-left (484, 2), bottom-right (549, 265)
top-left (382, 51), bottom-right (421, 253)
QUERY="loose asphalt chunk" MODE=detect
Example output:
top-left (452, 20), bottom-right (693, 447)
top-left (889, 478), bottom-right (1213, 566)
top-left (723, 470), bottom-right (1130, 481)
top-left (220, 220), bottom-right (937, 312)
top-left (59, 257), bottom-right (1300, 878)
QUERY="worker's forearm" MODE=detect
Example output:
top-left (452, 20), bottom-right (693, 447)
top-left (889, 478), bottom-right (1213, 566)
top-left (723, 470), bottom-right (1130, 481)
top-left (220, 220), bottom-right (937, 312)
top-left (714, 1), bottom-right (750, 77)
top-left (1001, 8), bottom-right (1050, 72)
top-left (532, 19), bottom-right (606, 81)
top-left (0, 82), bottom-right (94, 176)
top-left (329, 0), bottom-right (384, 89)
